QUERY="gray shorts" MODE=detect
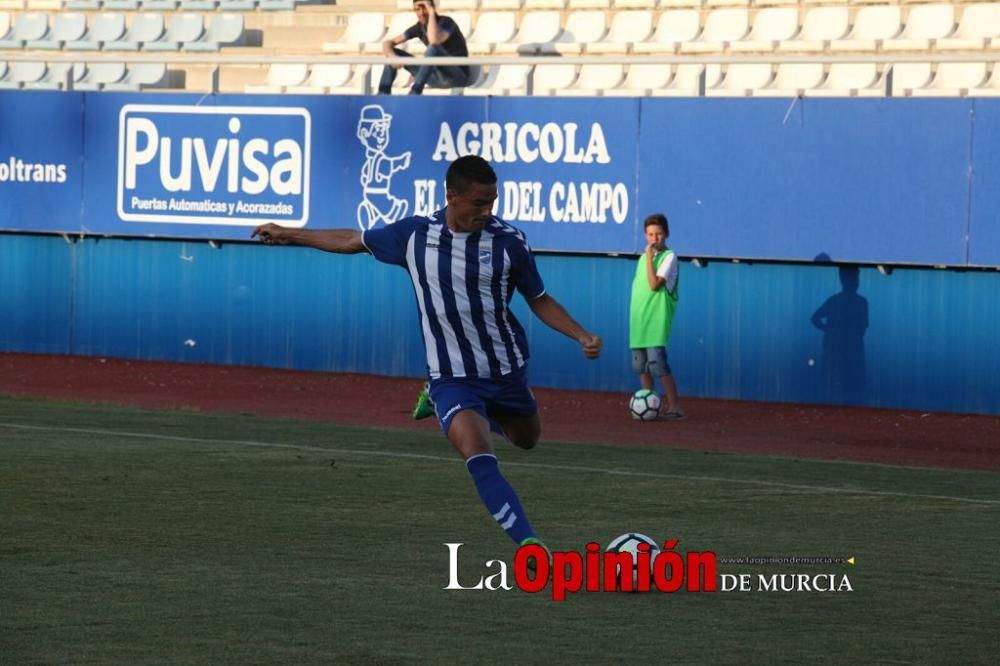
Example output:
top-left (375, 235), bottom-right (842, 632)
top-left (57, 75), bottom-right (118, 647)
top-left (632, 347), bottom-right (672, 377)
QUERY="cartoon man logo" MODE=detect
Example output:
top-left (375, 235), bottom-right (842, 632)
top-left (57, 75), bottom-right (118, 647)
top-left (356, 104), bottom-right (412, 230)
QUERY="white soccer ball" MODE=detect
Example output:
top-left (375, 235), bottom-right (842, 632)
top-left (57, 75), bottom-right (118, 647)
top-left (629, 389), bottom-right (661, 421)
top-left (607, 532), bottom-right (661, 588)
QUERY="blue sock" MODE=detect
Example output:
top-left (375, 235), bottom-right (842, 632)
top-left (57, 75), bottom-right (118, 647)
top-left (466, 453), bottom-right (536, 545)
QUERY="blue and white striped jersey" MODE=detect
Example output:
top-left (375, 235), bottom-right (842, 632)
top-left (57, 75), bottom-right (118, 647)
top-left (362, 209), bottom-right (545, 380)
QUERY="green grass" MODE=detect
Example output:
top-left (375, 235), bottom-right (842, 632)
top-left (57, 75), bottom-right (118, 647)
top-left (1, 396), bottom-right (998, 664)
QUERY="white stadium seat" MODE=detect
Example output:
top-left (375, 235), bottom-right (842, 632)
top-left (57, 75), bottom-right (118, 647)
top-left (913, 63), bottom-right (989, 97)
top-left (805, 63), bottom-right (887, 98)
top-left (730, 7), bottom-right (799, 52)
top-left (543, 11), bottom-right (606, 54)
top-left (883, 4), bottom-right (955, 51)
top-left (27, 12), bottom-right (86, 49)
top-left (321, 13), bottom-right (386, 54)
top-left (494, 11), bottom-right (561, 54)
top-left (829, 6), bottom-right (902, 52)
top-left (245, 63), bottom-right (309, 93)
top-left (890, 62), bottom-right (933, 96)
top-left (755, 63), bottom-right (826, 97)
top-left (145, 13), bottom-right (204, 51)
top-left (466, 12), bottom-right (518, 54)
top-left (285, 64), bottom-right (353, 94)
top-left (602, 63), bottom-right (673, 96)
top-left (587, 11), bottom-right (653, 54)
top-left (532, 62), bottom-right (578, 95)
top-left (632, 10), bottom-right (700, 54)
top-left (186, 13), bottom-right (244, 51)
top-left (464, 63), bottom-right (532, 95)
top-left (0, 61), bottom-right (46, 89)
top-left (106, 13), bottom-right (164, 51)
top-left (0, 12), bottom-right (47, 48)
top-left (103, 63), bottom-right (167, 91)
top-left (554, 63), bottom-right (625, 96)
top-left (706, 63), bottom-right (773, 96)
top-left (67, 13), bottom-right (126, 50)
top-left (778, 7), bottom-right (849, 52)
top-left (937, 4), bottom-right (1000, 50)
top-left (679, 8), bottom-right (748, 54)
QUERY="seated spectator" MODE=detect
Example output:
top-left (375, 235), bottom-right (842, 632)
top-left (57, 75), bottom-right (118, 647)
top-left (378, 0), bottom-right (473, 95)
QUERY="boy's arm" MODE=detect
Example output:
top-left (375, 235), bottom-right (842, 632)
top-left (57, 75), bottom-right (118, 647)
top-left (527, 293), bottom-right (602, 359)
top-left (645, 244), bottom-right (666, 291)
top-left (252, 224), bottom-right (366, 254)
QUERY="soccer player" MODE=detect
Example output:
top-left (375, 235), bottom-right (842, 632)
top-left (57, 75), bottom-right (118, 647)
top-left (252, 156), bottom-right (602, 554)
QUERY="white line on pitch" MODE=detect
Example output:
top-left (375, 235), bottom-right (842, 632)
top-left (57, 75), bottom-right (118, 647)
top-left (2, 422), bottom-right (998, 507)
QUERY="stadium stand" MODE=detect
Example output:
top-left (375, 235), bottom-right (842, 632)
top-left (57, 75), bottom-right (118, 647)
top-left (3, 0), bottom-right (1000, 96)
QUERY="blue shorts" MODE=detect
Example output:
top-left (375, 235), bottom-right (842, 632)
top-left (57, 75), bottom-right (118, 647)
top-left (632, 347), bottom-right (672, 377)
top-left (428, 367), bottom-right (538, 435)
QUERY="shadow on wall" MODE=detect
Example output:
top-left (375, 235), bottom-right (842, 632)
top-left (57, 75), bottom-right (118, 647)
top-left (811, 257), bottom-right (869, 406)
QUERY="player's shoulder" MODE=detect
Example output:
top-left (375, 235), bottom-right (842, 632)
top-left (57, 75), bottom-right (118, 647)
top-left (485, 217), bottom-right (529, 244)
top-left (384, 213), bottom-right (437, 234)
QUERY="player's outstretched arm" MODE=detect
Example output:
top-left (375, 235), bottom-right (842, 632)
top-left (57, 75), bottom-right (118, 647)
top-left (527, 293), bottom-right (602, 359)
top-left (251, 224), bottom-right (366, 255)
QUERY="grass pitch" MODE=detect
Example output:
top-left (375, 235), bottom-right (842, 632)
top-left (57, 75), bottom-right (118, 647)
top-left (1, 396), bottom-right (998, 664)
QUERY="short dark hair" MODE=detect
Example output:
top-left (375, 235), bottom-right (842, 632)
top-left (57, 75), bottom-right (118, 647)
top-left (446, 155), bottom-right (497, 192)
top-left (414, 0), bottom-right (435, 6)
top-left (644, 213), bottom-right (669, 236)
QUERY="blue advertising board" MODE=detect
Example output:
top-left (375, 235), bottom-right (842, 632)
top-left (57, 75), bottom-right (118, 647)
top-left (2, 90), bottom-right (999, 267)
top-left (0, 91), bottom-right (83, 233)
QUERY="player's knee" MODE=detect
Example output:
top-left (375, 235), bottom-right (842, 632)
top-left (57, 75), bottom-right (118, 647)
top-left (510, 432), bottom-right (538, 450)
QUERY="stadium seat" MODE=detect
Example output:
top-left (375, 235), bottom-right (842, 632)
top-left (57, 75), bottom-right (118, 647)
top-left (706, 63), bottom-right (773, 96)
top-left (659, 0), bottom-right (701, 8)
top-left (105, 14), bottom-right (164, 51)
top-left (804, 63), bottom-right (886, 97)
top-left (754, 63), bottom-right (826, 97)
top-left (103, 62), bottom-right (167, 90)
top-left (0, 0), bottom-right (24, 9)
top-left (219, 0), bottom-right (256, 10)
top-left (27, 12), bottom-right (86, 49)
top-left (67, 13), bottom-right (126, 50)
top-left (654, 63), bottom-right (712, 96)
top-left (532, 62), bottom-right (578, 95)
top-left (553, 63), bottom-right (625, 96)
top-left (912, 63), bottom-right (989, 97)
top-left (525, 0), bottom-right (565, 7)
top-left (372, 12), bottom-right (418, 52)
top-left (777, 7), bottom-right (849, 52)
top-left (602, 63), bottom-right (673, 96)
top-left (177, 0), bottom-right (213, 9)
top-left (587, 10), bottom-right (653, 54)
top-left (464, 63), bottom-right (532, 95)
top-left (568, 0), bottom-right (610, 8)
top-left (829, 6), bottom-right (902, 52)
top-left (74, 62), bottom-right (126, 90)
top-left (0, 12), bottom-right (10, 41)
top-left (679, 8), bottom-right (748, 53)
top-left (259, 0), bottom-right (294, 10)
top-left (613, 0), bottom-right (657, 7)
top-left (325, 64), bottom-right (371, 95)
top-left (729, 7), bottom-right (799, 52)
top-left (321, 12), bottom-right (386, 54)
top-left (466, 12), bottom-right (517, 54)
top-left (494, 11), bottom-right (561, 54)
top-left (0, 61), bottom-right (7, 83)
top-left (889, 62), bottom-right (933, 96)
top-left (937, 4), bottom-right (1000, 50)
top-left (968, 66), bottom-right (1000, 96)
top-left (284, 63), bottom-right (352, 94)
top-left (25, 0), bottom-right (62, 8)
top-left (542, 11), bottom-right (606, 54)
top-left (480, 0), bottom-right (521, 8)
top-left (0, 12), bottom-right (47, 49)
top-left (0, 61), bottom-right (46, 89)
top-left (103, 0), bottom-right (140, 9)
top-left (186, 14), bottom-right (243, 51)
top-left (145, 14), bottom-right (204, 51)
top-left (145, 0), bottom-right (181, 8)
top-left (66, 0), bottom-right (99, 8)
top-left (632, 9), bottom-right (700, 54)
top-left (245, 63), bottom-right (309, 93)
top-left (27, 62), bottom-right (87, 90)
top-left (883, 4), bottom-right (955, 51)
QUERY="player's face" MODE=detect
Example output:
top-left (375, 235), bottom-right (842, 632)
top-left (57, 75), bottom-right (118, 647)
top-left (645, 224), bottom-right (666, 250)
top-left (446, 181), bottom-right (497, 233)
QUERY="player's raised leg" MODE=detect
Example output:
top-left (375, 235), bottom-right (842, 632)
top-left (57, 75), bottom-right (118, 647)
top-left (447, 410), bottom-right (539, 547)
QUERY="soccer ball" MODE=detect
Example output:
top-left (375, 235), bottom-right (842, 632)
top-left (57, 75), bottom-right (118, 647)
top-left (629, 389), bottom-right (661, 421)
top-left (607, 532), bottom-right (661, 588)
